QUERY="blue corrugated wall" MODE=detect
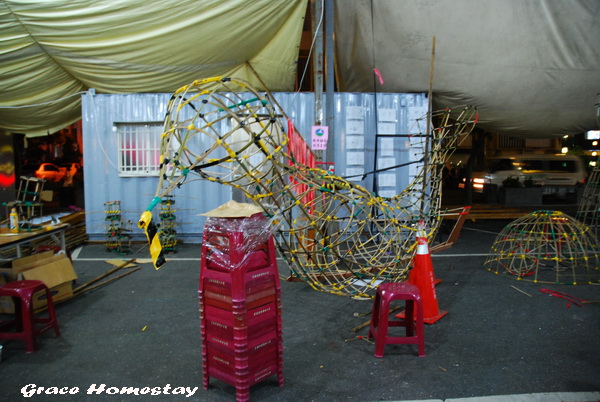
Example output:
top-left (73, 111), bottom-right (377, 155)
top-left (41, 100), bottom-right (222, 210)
top-left (81, 91), bottom-right (427, 243)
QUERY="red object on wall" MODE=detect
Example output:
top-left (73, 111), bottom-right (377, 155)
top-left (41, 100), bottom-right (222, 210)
top-left (0, 173), bottom-right (15, 187)
top-left (287, 118), bottom-right (316, 214)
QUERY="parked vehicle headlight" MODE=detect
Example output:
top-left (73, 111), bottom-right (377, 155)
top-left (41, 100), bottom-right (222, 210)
top-left (473, 177), bottom-right (485, 190)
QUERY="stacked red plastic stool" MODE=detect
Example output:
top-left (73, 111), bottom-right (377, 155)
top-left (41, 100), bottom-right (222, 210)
top-left (199, 213), bottom-right (283, 402)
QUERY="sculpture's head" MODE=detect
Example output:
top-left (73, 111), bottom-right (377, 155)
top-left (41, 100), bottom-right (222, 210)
top-left (158, 77), bottom-right (288, 193)
top-left (138, 77), bottom-right (291, 269)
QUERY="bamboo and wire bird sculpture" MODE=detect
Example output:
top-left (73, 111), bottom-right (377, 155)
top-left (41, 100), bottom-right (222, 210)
top-left (139, 76), bottom-right (478, 298)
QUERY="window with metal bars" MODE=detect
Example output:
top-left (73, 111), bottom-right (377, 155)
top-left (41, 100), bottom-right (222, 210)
top-left (116, 122), bottom-right (162, 176)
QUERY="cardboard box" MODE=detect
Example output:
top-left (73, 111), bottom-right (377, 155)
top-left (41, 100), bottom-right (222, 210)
top-left (0, 253), bottom-right (77, 313)
top-left (13, 251), bottom-right (55, 268)
top-left (0, 252), bottom-right (56, 313)
top-left (0, 251), bottom-right (55, 282)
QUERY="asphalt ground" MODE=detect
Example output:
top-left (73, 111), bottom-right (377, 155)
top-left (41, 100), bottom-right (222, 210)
top-left (0, 217), bottom-right (599, 401)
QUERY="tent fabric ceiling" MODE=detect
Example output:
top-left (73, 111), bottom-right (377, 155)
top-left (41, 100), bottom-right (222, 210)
top-left (1, 0), bottom-right (598, 138)
top-left (0, 0), bottom-right (307, 136)
top-left (335, 0), bottom-right (600, 138)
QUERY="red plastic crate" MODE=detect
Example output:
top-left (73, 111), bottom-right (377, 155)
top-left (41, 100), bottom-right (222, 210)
top-left (200, 259), bottom-right (281, 310)
top-left (201, 265), bottom-right (280, 295)
top-left (204, 248), bottom-right (271, 273)
top-left (203, 363), bottom-right (283, 402)
top-left (206, 343), bottom-right (279, 374)
top-left (201, 281), bottom-right (278, 311)
top-left (200, 306), bottom-right (282, 337)
top-left (202, 334), bottom-right (283, 387)
top-left (203, 302), bottom-right (279, 338)
top-left (204, 328), bottom-right (280, 354)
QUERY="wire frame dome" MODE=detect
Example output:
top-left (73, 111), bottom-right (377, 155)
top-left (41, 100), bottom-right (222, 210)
top-left (484, 210), bottom-right (600, 284)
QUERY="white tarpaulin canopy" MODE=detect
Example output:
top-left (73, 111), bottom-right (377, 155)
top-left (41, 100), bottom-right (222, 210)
top-left (335, 0), bottom-right (600, 137)
top-left (0, 0), bottom-right (307, 135)
top-left (0, 0), bottom-right (598, 137)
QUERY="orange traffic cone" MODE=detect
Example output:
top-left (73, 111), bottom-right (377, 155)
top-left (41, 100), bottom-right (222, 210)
top-left (399, 222), bottom-right (448, 324)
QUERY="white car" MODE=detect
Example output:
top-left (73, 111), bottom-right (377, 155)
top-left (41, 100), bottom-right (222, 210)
top-left (468, 154), bottom-right (587, 193)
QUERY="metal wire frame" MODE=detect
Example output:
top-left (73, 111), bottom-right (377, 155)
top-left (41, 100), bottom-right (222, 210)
top-left (140, 76), bottom-right (478, 298)
top-left (576, 161), bottom-right (600, 239)
top-left (484, 210), bottom-right (600, 285)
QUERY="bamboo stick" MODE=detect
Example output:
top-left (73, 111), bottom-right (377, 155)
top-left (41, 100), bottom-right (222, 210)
top-left (73, 258), bottom-right (137, 294)
top-left (34, 264), bottom-right (141, 313)
top-left (72, 267), bottom-right (141, 296)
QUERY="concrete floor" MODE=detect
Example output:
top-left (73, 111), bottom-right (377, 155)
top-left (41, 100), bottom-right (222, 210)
top-left (0, 217), bottom-right (599, 401)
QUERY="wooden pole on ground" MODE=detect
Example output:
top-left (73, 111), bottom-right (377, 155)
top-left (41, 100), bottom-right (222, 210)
top-left (73, 258), bottom-right (137, 294)
top-left (72, 267), bottom-right (141, 296)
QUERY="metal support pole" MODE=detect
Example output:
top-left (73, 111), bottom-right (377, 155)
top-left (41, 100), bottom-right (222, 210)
top-left (324, 0), bottom-right (335, 166)
top-left (312, 0), bottom-right (324, 126)
top-left (421, 36), bottom-right (436, 213)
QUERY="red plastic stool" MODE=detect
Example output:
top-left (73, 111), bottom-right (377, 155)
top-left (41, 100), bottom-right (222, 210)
top-left (368, 282), bottom-right (425, 358)
top-left (0, 280), bottom-right (61, 353)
